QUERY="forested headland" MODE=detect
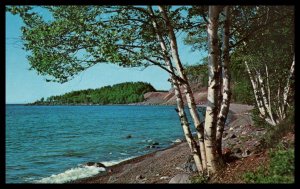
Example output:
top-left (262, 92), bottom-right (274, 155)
top-left (29, 82), bottom-right (156, 105)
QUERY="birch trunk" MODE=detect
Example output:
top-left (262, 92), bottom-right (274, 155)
top-left (204, 6), bottom-right (221, 174)
top-left (256, 70), bottom-right (276, 125)
top-left (276, 81), bottom-right (284, 120)
top-left (216, 6), bottom-right (231, 157)
top-left (245, 61), bottom-right (266, 117)
top-left (265, 64), bottom-right (279, 124)
top-left (282, 55), bottom-right (295, 118)
top-left (148, 6), bottom-right (203, 173)
top-left (158, 5), bottom-right (207, 171)
top-left (173, 78), bottom-right (203, 173)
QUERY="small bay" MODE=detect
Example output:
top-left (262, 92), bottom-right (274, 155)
top-left (6, 104), bottom-right (211, 183)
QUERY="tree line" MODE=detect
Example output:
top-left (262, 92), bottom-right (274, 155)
top-left (29, 82), bottom-right (156, 105)
top-left (8, 5), bottom-right (294, 177)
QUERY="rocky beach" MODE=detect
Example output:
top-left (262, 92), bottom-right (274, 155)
top-left (71, 103), bottom-right (275, 184)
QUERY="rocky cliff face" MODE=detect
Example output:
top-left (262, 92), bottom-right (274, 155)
top-left (140, 84), bottom-right (208, 105)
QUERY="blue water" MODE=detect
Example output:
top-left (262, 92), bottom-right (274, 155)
top-left (6, 105), bottom-right (210, 183)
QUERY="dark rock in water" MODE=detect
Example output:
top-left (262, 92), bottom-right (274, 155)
top-left (95, 162), bottom-right (106, 168)
top-left (85, 162), bottom-right (95, 166)
top-left (126, 134), bottom-right (132, 139)
top-left (152, 142), bottom-right (159, 146)
top-left (146, 145), bottom-right (160, 149)
top-left (85, 162), bottom-right (106, 168)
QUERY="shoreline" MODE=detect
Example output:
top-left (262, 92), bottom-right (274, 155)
top-left (71, 103), bottom-right (254, 184)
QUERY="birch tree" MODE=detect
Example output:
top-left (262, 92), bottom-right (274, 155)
top-left (8, 5), bottom-right (234, 176)
top-left (230, 6), bottom-right (294, 125)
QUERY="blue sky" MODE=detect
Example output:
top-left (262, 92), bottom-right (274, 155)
top-left (6, 7), bottom-right (205, 104)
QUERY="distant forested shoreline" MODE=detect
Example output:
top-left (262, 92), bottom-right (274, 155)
top-left (28, 82), bottom-right (157, 105)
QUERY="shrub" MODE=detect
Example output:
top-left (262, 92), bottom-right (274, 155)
top-left (243, 143), bottom-right (294, 183)
top-left (191, 174), bottom-right (209, 184)
top-left (260, 108), bottom-right (294, 149)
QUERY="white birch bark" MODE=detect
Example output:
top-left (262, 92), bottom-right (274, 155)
top-left (173, 79), bottom-right (203, 173)
top-left (245, 61), bottom-right (266, 117)
top-left (158, 5), bottom-right (207, 171)
top-left (204, 6), bottom-right (221, 174)
top-left (256, 70), bottom-right (276, 125)
top-left (282, 55), bottom-right (295, 118)
top-left (216, 6), bottom-right (231, 157)
top-left (277, 85), bottom-right (284, 120)
top-left (148, 6), bottom-right (203, 173)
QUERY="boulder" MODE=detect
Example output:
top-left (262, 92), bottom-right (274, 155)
top-left (169, 174), bottom-right (191, 183)
top-left (84, 162), bottom-right (106, 168)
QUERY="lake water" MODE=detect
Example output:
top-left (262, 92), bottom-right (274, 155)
top-left (6, 105), bottom-right (212, 183)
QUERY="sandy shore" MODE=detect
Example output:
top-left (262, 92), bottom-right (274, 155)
top-left (72, 103), bottom-right (254, 184)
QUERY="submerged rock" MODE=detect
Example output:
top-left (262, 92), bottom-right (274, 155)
top-left (126, 134), bottom-right (132, 139)
top-left (146, 145), bottom-right (160, 149)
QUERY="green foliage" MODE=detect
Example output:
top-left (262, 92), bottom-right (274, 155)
top-left (243, 144), bottom-right (294, 183)
top-left (184, 62), bottom-right (208, 87)
top-left (30, 82), bottom-right (156, 105)
top-left (7, 6), bottom-right (188, 84)
top-left (231, 80), bottom-right (254, 104)
top-left (230, 55), bottom-right (255, 104)
top-left (191, 174), bottom-right (209, 184)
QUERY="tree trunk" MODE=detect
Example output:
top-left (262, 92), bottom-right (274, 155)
top-left (204, 6), bottom-right (221, 174)
top-left (282, 55), bottom-right (295, 118)
top-left (173, 78), bottom-right (203, 173)
top-left (216, 6), bottom-right (231, 157)
top-left (148, 6), bottom-right (203, 173)
top-left (256, 70), bottom-right (276, 125)
top-left (245, 61), bottom-right (266, 117)
top-left (158, 5), bottom-right (207, 172)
